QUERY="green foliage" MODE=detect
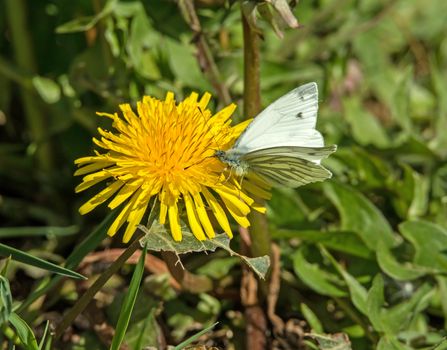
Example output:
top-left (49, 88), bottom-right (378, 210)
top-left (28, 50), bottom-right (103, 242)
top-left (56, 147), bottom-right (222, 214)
top-left (1, 0), bottom-right (447, 349)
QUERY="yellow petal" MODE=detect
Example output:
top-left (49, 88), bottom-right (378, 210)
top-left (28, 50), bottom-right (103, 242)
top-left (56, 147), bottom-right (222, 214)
top-left (214, 188), bottom-right (250, 215)
top-left (184, 194), bottom-right (206, 240)
top-left (75, 171), bottom-right (112, 193)
top-left (123, 189), bottom-right (151, 243)
top-left (108, 179), bottom-right (143, 209)
top-left (107, 189), bottom-right (141, 237)
top-left (193, 193), bottom-right (215, 238)
top-left (79, 180), bottom-right (124, 215)
top-left (159, 202), bottom-right (168, 224)
top-left (198, 92), bottom-right (211, 110)
top-left (202, 188), bottom-right (233, 238)
top-left (168, 203), bottom-right (182, 241)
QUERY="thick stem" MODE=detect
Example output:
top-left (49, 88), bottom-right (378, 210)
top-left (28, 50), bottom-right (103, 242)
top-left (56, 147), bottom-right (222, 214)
top-left (242, 10), bottom-right (271, 260)
top-left (5, 0), bottom-right (54, 173)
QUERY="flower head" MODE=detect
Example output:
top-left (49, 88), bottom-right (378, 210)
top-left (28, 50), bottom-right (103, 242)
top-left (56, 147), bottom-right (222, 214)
top-left (74, 92), bottom-right (271, 243)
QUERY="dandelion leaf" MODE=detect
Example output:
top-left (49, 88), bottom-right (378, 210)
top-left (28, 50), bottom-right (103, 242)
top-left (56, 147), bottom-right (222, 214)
top-left (139, 220), bottom-right (270, 279)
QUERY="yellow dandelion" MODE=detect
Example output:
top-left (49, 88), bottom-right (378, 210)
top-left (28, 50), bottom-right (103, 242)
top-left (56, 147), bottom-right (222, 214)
top-left (74, 92), bottom-right (271, 243)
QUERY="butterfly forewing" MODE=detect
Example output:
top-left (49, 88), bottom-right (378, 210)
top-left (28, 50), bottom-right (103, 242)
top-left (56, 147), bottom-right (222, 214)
top-left (233, 82), bottom-right (322, 153)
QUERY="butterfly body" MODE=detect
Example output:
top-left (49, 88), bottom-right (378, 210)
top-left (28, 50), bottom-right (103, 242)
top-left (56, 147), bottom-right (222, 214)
top-left (217, 82), bottom-right (336, 188)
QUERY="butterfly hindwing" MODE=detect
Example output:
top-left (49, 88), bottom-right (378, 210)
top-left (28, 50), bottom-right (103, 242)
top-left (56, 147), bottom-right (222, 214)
top-left (242, 146), bottom-right (335, 187)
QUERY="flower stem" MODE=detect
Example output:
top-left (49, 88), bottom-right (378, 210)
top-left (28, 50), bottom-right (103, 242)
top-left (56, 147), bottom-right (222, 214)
top-left (242, 10), bottom-right (272, 260)
top-left (54, 230), bottom-right (145, 339)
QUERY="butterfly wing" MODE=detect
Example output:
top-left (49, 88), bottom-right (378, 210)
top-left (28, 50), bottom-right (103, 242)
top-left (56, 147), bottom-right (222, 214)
top-left (241, 146), bottom-right (336, 188)
top-left (233, 82), bottom-right (322, 153)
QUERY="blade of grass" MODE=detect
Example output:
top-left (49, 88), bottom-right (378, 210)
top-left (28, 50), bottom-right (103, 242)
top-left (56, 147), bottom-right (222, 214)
top-left (173, 322), bottom-right (219, 350)
top-left (15, 212), bottom-right (113, 313)
top-left (0, 276), bottom-right (12, 324)
top-left (110, 243), bottom-right (148, 350)
top-left (0, 226), bottom-right (78, 238)
top-left (54, 229), bottom-right (145, 339)
top-left (0, 244), bottom-right (85, 280)
top-left (38, 321), bottom-right (50, 350)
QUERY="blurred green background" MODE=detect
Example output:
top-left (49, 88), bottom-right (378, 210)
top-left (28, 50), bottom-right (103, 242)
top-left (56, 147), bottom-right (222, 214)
top-left (1, 0), bottom-right (447, 349)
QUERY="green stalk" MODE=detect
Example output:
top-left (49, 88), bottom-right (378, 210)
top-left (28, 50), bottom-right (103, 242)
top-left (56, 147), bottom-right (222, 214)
top-left (54, 230), bottom-right (145, 339)
top-left (242, 10), bottom-right (272, 260)
top-left (5, 0), bottom-right (54, 172)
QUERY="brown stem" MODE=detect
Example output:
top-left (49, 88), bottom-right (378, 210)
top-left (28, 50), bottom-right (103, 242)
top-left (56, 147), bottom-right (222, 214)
top-left (242, 6), bottom-right (272, 261)
top-left (179, 0), bottom-right (232, 106)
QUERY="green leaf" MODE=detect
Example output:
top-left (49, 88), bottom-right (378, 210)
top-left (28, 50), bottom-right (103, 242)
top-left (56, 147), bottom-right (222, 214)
top-left (300, 303), bottom-right (323, 333)
top-left (165, 39), bottom-right (211, 91)
top-left (0, 225), bottom-right (78, 238)
top-left (343, 96), bottom-right (390, 148)
top-left (293, 246), bottom-right (346, 297)
top-left (0, 275), bottom-right (12, 324)
top-left (173, 322), bottom-right (218, 350)
top-left (55, 0), bottom-right (117, 33)
top-left (305, 333), bottom-right (352, 350)
top-left (9, 312), bottom-right (38, 350)
top-left (321, 247), bottom-right (368, 314)
top-left (0, 243), bottom-right (86, 280)
top-left (383, 283), bottom-right (433, 334)
top-left (390, 66), bottom-right (413, 133)
top-left (32, 76), bottom-right (61, 104)
top-left (366, 274), bottom-right (385, 332)
top-left (196, 257), bottom-right (240, 279)
top-left (139, 221), bottom-right (270, 280)
top-left (399, 220), bottom-right (447, 272)
top-left (324, 182), bottom-right (395, 250)
top-left (272, 229), bottom-right (372, 259)
top-left (376, 241), bottom-right (428, 281)
top-left (377, 336), bottom-right (413, 350)
top-left (127, 10), bottom-right (161, 80)
top-left (110, 244), bottom-right (147, 350)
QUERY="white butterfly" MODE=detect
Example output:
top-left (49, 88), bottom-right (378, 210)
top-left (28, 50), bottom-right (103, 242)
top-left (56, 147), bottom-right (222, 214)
top-left (216, 82), bottom-right (336, 187)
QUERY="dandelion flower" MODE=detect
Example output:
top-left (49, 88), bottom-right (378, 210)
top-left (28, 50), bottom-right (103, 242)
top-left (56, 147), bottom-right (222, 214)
top-left (74, 92), bottom-right (271, 243)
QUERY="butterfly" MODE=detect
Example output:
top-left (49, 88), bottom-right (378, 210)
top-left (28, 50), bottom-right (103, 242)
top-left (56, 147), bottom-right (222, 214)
top-left (216, 82), bottom-right (337, 188)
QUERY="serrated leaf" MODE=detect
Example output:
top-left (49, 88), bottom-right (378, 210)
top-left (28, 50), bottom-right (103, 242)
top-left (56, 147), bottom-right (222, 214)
top-left (305, 332), bottom-right (352, 350)
top-left (0, 275), bottom-right (12, 324)
top-left (139, 221), bottom-right (270, 279)
top-left (324, 182), bottom-right (395, 250)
